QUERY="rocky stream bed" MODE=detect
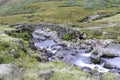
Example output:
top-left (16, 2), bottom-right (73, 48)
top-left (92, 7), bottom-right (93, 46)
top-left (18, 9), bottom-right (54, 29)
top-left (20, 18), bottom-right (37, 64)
top-left (6, 23), bottom-right (120, 76)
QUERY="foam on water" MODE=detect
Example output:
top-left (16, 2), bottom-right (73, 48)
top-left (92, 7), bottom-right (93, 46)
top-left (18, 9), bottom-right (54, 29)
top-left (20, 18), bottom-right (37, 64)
top-left (74, 59), bottom-right (109, 73)
top-left (46, 47), bottom-right (57, 54)
top-left (81, 53), bottom-right (92, 57)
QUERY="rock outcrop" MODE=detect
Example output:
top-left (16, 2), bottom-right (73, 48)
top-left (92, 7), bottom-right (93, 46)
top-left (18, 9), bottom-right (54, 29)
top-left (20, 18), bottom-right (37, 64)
top-left (0, 64), bottom-right (22, 80)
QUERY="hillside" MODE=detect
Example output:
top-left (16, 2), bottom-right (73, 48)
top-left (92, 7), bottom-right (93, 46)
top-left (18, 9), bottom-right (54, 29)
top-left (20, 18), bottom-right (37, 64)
top-left (0, 0), bottom-right (120, 80)
top-left (0, 0), bottom-right (119, 24)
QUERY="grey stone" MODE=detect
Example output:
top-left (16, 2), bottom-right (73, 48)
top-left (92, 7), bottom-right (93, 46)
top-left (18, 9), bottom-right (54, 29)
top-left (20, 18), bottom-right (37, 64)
top-left (91, 47), bottom-right (119, 63)
top-left (103, 57), bottom-right (120, 69)
top-left (0, 64), bottom-right (22, 80)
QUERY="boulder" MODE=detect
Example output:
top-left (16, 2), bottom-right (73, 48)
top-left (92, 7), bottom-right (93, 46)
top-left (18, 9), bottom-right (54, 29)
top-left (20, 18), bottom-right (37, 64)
top-left (91, 47), bottom-right (119, 63)
top-left (84, 39), bottom-right (114, 48)
top-left (105, 43), bottom-right (120, 56)
top-left (102, 57), bottom-right (120, 69)
top-left (0, 64), bottom-right (22, 80)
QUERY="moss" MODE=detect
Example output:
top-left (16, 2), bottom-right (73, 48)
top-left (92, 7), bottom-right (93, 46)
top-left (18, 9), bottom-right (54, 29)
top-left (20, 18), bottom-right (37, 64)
top-left (0, 54), bottom-right (15, 64)
top-left (62, 33), bottom-right (73, 41)
top-left (9, 29), bottom-right (31, 41)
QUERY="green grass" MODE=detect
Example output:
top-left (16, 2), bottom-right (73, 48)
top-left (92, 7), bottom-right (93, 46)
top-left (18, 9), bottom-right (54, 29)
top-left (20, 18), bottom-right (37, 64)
top-left (62, 33), bottom-right (73, 41)
top-left (9, 29), bottom-right (31, 41)
top-left (102, 26), bottom-right (120, 39)
top-left (0, 25), bottom-right (35, 63)
top-left (0, 33), bottom-right (31, 63)
top-left (96, 13), bottom-right (120, 23)
top-left (81, 0), bottom-right (120, 9)
top-left (0, 0), bottom-right (40, 16)
top-left (80, 28), bottom-right (102, 39)
top-left (80, 25), bottom-right (120, 41)
top-left (0, 25), bottom-right (13, 33)
top-left (0, 0), bottom-right (119, 25)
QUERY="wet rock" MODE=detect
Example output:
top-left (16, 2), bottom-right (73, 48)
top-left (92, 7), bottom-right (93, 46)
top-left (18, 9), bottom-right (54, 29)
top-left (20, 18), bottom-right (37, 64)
top-left (38, 47), bottom-right (54, 58)
top-left (109, 69), bottom-right (120, 75)
top-left (0, 64), bottom-right (22, 80)
top-left (62, 54), bottom-right (75, 63)
top-left (80, 43), bottom-right (93, 53)
top-left (33, 29), bottom-right (49, 38)
top-left (102, 57), bottom-right (120, 69)
top-left (81, 67), bottom-right (92, 72)
top-left (54, 51), bottom-right (66, 59)
top-left (45, 50), bottom-right (54, 57)
top-left (91, 47), bottom-right (119, 63)
top-left (105, 43), bottom-right (120, 56)
top-left (51, 44), bottom-right (67, 51)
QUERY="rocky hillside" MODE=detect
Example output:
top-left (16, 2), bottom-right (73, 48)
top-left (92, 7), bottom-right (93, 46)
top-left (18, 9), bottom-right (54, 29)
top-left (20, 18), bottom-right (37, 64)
top-left (0, 0), bottom-right (120, 80)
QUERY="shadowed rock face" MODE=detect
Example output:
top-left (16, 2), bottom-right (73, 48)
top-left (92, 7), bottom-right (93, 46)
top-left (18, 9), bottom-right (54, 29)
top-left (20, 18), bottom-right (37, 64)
top-left (0, 64), bottom-right (22, 80)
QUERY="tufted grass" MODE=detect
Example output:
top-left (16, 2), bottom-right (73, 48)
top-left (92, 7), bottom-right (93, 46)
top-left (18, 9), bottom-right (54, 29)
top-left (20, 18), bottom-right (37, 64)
top-left (96, 13), bottom-right (120, 23)
top-left (0, 0), bottom-right (119, 25)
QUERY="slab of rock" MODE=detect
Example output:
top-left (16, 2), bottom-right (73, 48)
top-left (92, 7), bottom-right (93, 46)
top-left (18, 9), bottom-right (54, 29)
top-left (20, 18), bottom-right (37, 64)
top-left (102, 57), bottom-right (120, 69)
top-left (0, 64), bottom-right (22, 80)
top-left (91, 47), bottom-right (119, 63)
top-left (105, 43), bottom-right (120, 56)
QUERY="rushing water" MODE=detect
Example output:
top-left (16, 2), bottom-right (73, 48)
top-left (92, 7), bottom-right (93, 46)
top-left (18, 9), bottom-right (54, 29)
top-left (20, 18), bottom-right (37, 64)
top-left (32, 28), bottom-right (120, 73)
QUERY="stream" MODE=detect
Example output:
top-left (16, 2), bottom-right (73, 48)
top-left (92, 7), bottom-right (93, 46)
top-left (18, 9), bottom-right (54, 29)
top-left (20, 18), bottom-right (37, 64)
top-left (31, 27), bottom-right (120, 74)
